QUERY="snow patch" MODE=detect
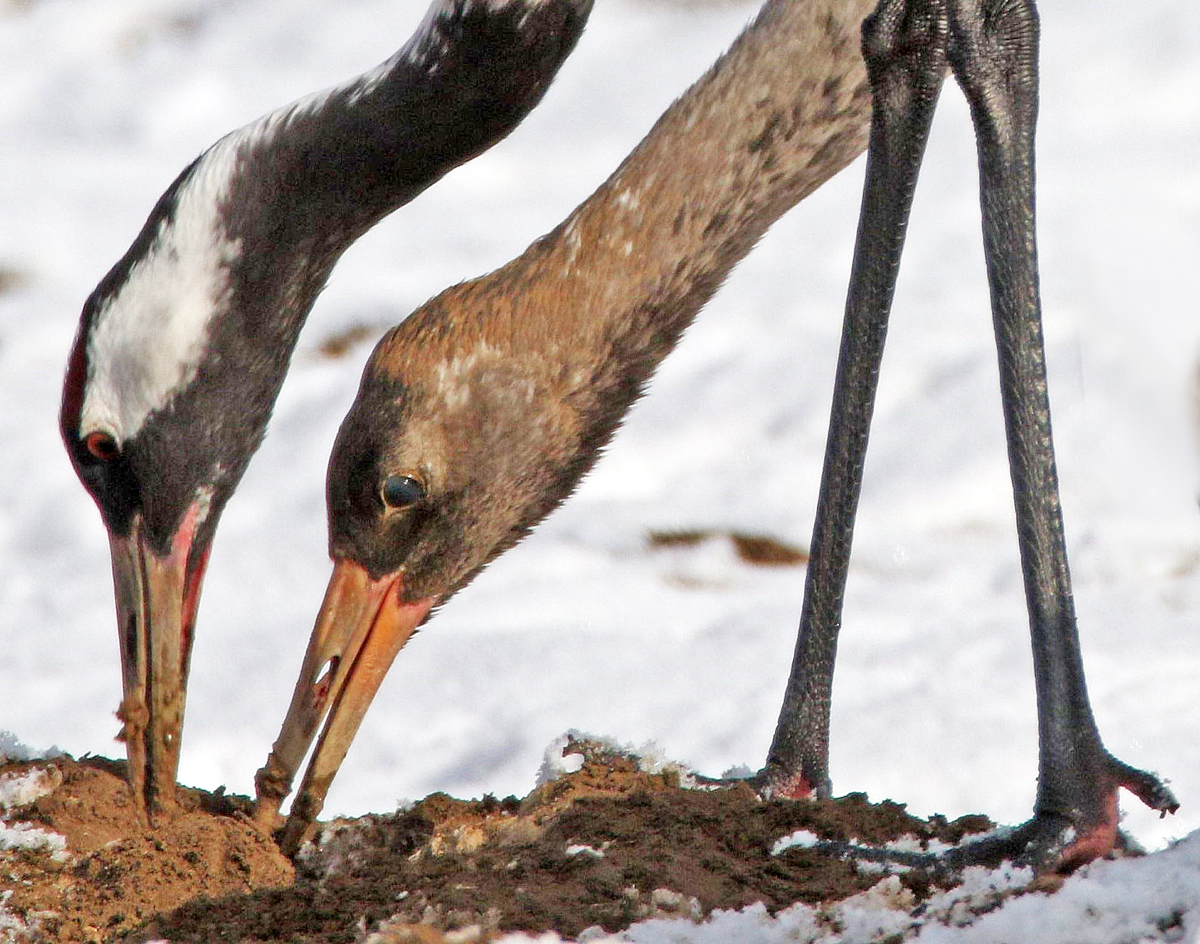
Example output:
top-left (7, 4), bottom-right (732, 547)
top-left (0, 890), bottom-right (32, 941)
top-left (536, 733), bottom-right (585, 784)
top-left (0, 821), bottom-right (68, 860)
top-left (566, 842), bottom-right (606, 858)
top-left (478, 846), bottom-right (1198, 943)
top-left (534, 732), bottom-right (703, 788)
top-left (0, 763), bottom-right (70, 865)
top-left (771, 828), bottom-right (820, 855)
top-left (0, 766), bottom-right (61, 812)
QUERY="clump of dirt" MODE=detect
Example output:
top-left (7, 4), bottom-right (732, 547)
top-left (0, 756), bottom-right (293, 942)
top-left (1, 742), bottom-right (994, 943)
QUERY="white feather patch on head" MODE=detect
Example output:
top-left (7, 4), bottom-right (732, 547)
top-left (80, 139), bottom-right (243, 444)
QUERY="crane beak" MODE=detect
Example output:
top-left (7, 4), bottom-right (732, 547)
top-left (107, 506), bottom-right (210, 816)
top-left (253, 558), bottom-right (434, 854)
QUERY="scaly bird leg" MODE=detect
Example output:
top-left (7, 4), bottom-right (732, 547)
top-left (944, 0), bottom-right (1175, 867)
top-left (763, 0), bottom-right (949, 801)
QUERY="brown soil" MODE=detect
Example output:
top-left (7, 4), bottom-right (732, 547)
top-left (1, 741), bottom-right (994, 944)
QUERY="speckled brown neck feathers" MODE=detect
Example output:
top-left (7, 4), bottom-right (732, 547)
top-left (337, 0), bottom-right (876, 598)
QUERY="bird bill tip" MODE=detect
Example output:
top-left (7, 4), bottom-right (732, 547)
top-left (253, 560), bottom-right (434, 852)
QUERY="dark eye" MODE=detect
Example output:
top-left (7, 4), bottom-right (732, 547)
top-left (381, 474), bottom-right (425, 509)
top-left (83, 430), bottom-right (120, 462)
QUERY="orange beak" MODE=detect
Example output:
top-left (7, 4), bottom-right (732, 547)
top-left (253, 558), bottom-right (434, 854)
top-left (108, 505), bottom-right (209, 815)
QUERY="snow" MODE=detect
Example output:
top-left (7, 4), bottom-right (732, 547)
top-left (0, 768), bottom-right (68, 863)
top-left (565, 843), bottom-right (605, 858)
top-left (481, 833), bottom-right (1200, 944)
top-left (0, 821), bottom-right (67, 860)
top-left (2, 0), bottom-right (1199, 939)
top-left (536, 732), bottom-right (587, 783)
top-left (772, 828), bottom-right (821, 854)
top-left (0, 768), bottom-right (59, 812)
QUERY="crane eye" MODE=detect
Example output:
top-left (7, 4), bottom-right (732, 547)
top-left (84, 430), bottom-right (120, 462)
top-left (381, 474), bottom-right (425, 509)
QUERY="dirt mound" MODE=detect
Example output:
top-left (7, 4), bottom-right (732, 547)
top-left (0, 756), bottom-right (292, 942)
top-left (1, 742), bottom-right (994, 943)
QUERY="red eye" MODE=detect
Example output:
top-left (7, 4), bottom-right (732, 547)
top-left (84, 430), bottom-right (119, 462)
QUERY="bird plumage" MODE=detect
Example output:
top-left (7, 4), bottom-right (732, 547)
top-left (61, 0), bottom-right (593, 811)
top-left (262, 0), bottom-right (1177, 869)
top-left (259, 0), bottom-right (877, 850)
top-left (333, 0), bottom-right (876, 601)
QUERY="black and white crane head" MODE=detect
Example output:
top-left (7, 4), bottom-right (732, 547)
top-left (59, 0), bottom-right (592, 814)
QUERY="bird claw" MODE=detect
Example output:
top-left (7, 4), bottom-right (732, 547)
top-left (1105, 753), bottom-right (1179, 818)
top-left (947, 756), bottom-right (1177, 874)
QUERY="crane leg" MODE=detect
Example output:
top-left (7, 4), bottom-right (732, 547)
top-left (763, 0), bottom-right (948, 801)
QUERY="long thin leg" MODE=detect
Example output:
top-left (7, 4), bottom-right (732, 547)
top-left (945, 0), bottom-right (1176, 866)
top-left (764, 0), bottom-right (950, 799)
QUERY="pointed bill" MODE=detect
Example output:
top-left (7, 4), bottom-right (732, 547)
top-left (254, 559), bottom-right (433, 853)
top-left (108, 512), bottom-right (208, 815)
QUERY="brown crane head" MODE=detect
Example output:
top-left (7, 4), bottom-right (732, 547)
top-left (329, 311), bottom-right (593, 605)
top-left (255, 274), bottom-right (616, 845)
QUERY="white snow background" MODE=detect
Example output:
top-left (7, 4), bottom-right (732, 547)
top-left (1, 0), bottom-right (1199, 939)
